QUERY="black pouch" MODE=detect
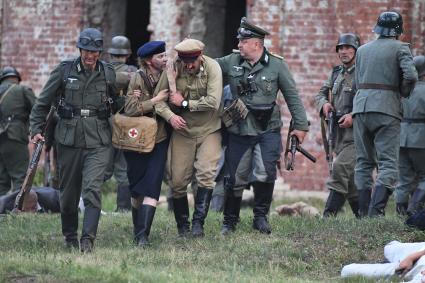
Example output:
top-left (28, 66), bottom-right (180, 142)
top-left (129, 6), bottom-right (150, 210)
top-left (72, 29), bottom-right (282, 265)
top-left (247, 103), bottom-right (275, 130)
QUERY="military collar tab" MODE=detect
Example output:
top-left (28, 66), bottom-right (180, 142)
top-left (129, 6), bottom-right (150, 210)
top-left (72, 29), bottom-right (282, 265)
top-left (346, 65), bottom-right (355, 73)
top-left (76, 58), bottom-right (101, 73)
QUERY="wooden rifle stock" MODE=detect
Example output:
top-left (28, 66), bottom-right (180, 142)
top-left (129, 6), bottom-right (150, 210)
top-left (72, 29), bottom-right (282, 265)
top-left (14, 106), bottom-right (56, 211)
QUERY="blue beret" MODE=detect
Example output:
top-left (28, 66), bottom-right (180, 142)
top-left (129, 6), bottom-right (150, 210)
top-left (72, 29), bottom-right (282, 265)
top-left (137, 41), bottom-right (166, 58)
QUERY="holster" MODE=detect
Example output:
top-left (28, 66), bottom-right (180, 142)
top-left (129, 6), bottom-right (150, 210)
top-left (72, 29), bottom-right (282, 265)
top-left (221, 98), bottom-right (249, 128)
top-left (247, 103), bottom-right (275, 130)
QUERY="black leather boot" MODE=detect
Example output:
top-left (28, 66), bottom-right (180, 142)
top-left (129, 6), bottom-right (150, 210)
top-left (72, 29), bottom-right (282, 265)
top-left (61, 212), bottom-right (79, 249)
top-left (220, 191), bottom-right (242, 235)
top-left (116, 185), bottom-right (131, 212)
top-left (323, 190), bottom-right (346, 217)
top-left (357, 189), bottom-right (371, 218)
top-left (192, 187), bottom-right (213, 237)
top-left (368, 185), bottom-right (392, 217)
top-left (80, 207), bottom-right (101, 253)
top-left (348, 197), bottom-right (360, 218)
top-left (252, 182), bottom-right (274, 234)
top-left (135, 205), bottom-right (156, 247)
top-left (131, 206), bottom-right (138, 238)
top-left (396, 202), bottom-right (408, 216)
top-left (173, 196), bottom-right (190, 237)
top-left (407, 189), bottom-right (425, 216)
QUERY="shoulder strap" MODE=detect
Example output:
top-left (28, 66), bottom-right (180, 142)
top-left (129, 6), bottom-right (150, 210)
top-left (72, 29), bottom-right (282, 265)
top-left (0, 84), bottom-right (17, 105)
top-left (138, 69), bottom-right (154, 95)
top-left (331, 65), bottom-right (343, 85)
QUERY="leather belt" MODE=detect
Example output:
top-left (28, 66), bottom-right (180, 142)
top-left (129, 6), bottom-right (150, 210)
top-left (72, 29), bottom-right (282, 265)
top-left (402, 118), bottom-right (425, 124)
top-left (358, 83), bottom-right (398, 92)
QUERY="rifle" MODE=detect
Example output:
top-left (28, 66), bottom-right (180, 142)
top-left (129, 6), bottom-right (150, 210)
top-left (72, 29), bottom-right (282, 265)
top-left (284, 119), bottom-right (317, 171)
top-left (326, 110), bottom-right (335, 174)
top-left (43, 149), bottom-right (51, 187)
top-left (14, 106), bottom-right (56, 211)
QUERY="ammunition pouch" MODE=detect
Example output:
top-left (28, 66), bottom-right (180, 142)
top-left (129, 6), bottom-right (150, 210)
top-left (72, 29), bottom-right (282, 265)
top-left (0, 116), bottom-right (12, 136)
top-left (247, 103), bottom-right (275, 130)
top-left (221, 98), bottom-right (249, 128)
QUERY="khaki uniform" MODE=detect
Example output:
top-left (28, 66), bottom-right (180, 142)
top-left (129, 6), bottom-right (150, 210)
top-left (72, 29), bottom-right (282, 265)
top-left (30, 58), bottom-right (116, 242)
top-left (315, 65), bottom-right (357, 200)
top-left (0, 79), bottom-right (36, 195)
top-left (155, 55), bottom-right (222, 198)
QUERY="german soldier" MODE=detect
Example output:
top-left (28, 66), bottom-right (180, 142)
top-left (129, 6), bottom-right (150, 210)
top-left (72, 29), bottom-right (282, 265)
top-left (104, 35), bottom-right (137, 212)
top-left (0, 66), bottom-right (36, 196)
top-left (353, 11), bottom-right (417, 217)
top-left (315, 33), bottom-right (360, 217)
top-left (395, 56), bottom-right (425, 216)
top-left (216, 18), bottom-right (308, 235)
top-left (155, 38), bottom-right (223, 237)
top-left (30, 28), bottom-right (117, 252)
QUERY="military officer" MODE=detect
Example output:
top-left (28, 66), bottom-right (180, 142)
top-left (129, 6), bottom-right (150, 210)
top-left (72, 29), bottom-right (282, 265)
top-left (104, 35), bottom-right (137, 212)
top-left (315, 33), bottom-right (360, 217)
top-left (30, 28), bottom-right (117, 252)
top-left (216, 18), bottom-right (308, 235)
top-left (124, 40), bottom-right (169, 246)
top-left (353, 11), bottom-right (417, 217)
top-left (155, 38), bottom-right (223, 237)
top-left (395, 56), bottom-right (425, 216)
top-left (0, 66), bottom-right (36, 196)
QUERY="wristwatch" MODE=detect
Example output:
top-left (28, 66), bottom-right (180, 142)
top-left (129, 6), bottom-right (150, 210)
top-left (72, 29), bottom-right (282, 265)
top-left (181, 100), bottom-right (189, 109)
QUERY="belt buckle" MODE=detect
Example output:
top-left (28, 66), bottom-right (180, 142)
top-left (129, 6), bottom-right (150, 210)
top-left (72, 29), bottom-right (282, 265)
top-left (81, 109), bottom-right (90, 117)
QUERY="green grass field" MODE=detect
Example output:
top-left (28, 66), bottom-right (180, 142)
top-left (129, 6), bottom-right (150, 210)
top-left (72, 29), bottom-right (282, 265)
top-left (1, 193), bottom-right (424, 283)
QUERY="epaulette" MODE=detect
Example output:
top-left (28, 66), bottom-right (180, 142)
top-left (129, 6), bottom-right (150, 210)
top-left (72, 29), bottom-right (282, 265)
top-left (232, 49), bottom-right (240, 53)
top-left (269, 53), bottom-right (284, 60)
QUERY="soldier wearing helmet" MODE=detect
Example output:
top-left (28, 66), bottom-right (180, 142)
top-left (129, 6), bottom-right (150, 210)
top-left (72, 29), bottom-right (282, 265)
top-left (0, 66), bottom-right (35, 197)
top-left (395, 55), bottom-right (425, 216)
top-left (104, 35), bottom-right (137, 213)
top-left (30, 28), bottom-right (118, 253)
top-left (315, 33), bottom-right (361, 218)
top-left (353, 11), bottom-right (418, 217)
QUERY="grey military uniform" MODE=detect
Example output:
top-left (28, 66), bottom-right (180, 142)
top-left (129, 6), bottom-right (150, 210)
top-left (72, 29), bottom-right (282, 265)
top-left (353, 37), bottom-right (417, 192)
top-left (0, 79), bottom-right (36, 195)
top-left (30, 58), bottom-right (116, 243)
top-left (315, 65), bottom-right (357, 200)
top-left (396, 81), bottom-right (425, 203)
top-left (103, 61), bottom-right (136, 211)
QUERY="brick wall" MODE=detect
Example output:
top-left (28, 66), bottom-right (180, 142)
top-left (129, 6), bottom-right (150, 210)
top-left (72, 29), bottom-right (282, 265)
top-left (1, 0), bottom-right (83, 92)
top-left (1, 0), bottom-right (424, 191)
top-left (247, 0), bottom-right (425, 190)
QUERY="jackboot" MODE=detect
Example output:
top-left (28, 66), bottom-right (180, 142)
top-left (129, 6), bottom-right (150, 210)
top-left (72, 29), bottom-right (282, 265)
top-left (368, 185), bottom-right (392, 217)
top-left (252, 182), bottom-right (274, 234)
top-left (357, 189), bottom-right (371, 218)
top-left (61, 212), bottom-right (79, 249)
top-left (134, 205), bottom-right (156, 247)
top-left (348, 198), bottom-right (360, 218)
top-left (323, 190), bottom-right (346, 217)
top-left (116, 185), bottom-right (131, 212)
top-left (220, 192), bottom-right (242, 235)
top-left (192, 187), bottom-right (213, 237)
top-left (396, 202), bottom-right (408, 216)
top-left (131, 207), bottom-right (138, 238)
top-left (80, 207), bottom-right (101, 253)
top-left (173, 196), bottom-right (190, 237)
top-left (407, 189), bottom-right (425, 216)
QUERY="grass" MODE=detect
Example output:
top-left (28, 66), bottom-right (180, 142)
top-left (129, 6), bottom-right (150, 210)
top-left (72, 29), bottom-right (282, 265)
top-left (0, 194), bottom-right (424, 283)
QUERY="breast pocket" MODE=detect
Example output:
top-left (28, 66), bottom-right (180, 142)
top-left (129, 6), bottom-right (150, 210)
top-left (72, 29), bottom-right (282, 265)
top-left (342, 86), bottom-right (355, 112)
top-left (260, 73), bottom-right (278, 95)
top-left (64, 82), bottom-right (81, 105)
top-left (86, 83), bottom-right (107, 106)
top-left (55, 119), bottom-right (77, 146)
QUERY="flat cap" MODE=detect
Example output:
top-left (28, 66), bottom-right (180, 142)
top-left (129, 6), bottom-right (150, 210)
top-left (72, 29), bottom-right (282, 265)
top-left (137, 41), bottom-right (166, 58)
top-left (237, 17), bottom-right (270, 39)
top-left (174, 38), bottom-right (205, 62)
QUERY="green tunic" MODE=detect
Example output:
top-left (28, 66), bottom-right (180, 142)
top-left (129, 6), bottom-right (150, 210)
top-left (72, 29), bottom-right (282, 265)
top-left (216, 49), bottom-right (308, 135)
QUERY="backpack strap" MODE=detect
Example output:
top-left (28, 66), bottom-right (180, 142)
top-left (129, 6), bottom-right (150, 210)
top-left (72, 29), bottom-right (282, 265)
top-left (137, 69), bottom-right (154, 95)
